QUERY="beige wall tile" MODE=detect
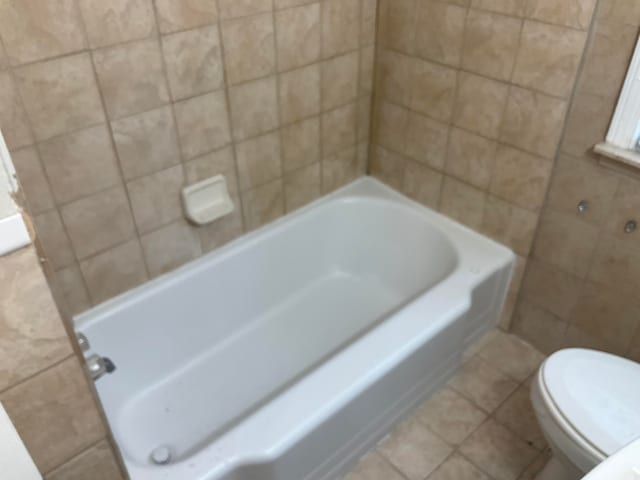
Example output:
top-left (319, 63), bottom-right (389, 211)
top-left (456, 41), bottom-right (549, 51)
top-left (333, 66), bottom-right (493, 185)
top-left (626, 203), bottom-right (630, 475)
top-left (579, 20), bottom-right (638, 97)
top-left (512, 21), bottom-right (587, 98)
top-left (229, 77), bottom-right (279, 140)
top-left (471, 0), bottom-right (527, 16)
top-left (53, 264), bottom-right (92, 315)
top-left (184, 147), bottom-right (238, 192)
top-left (440, 177), bottom-right (486, 230)
top-left (602, 179), bottom-right (640, 243)
top-left (322, 0), bottom-right (360, 57)
top-left (598, 0), bottom-right (640, 26)
top-left (61, 186), bottom-right (136, 260)
top-left (376, 49), bottom-right (413, 107)
top-left (126, 165), bottom-right (185, 234)
top-left (379, 0), bottom-right (418, 54)
top-left (276, 3), bottom-right (321, 72)
top-left (404, 112), bottom-right (449, 170)
top-left (111, 106), bottom-right (181, 181)
top-left (0, 71), bottom-right (33, 150)
top-left (360, 46), bottom-right (375, 93)
top-left (155, 0), bottom-right (218, 33)
top-left (174, 90), bottom-right (231, 159)
top-left (357, 95), bottom-right (373, 141)
top-left (46, 439), bottom-right (124, 480)
top-left (280, 65), bottom-right (321, 124)
top-left (546, 154), bottom-right (620, 226)
top-left (78, 0), bottom-right (155, 48)
top-left (453, 73), bottom-right (509, 139)
top-left (93, 39), bottom-right (170, 120)
top-left (322, 103), bottom-right (357, 156)
top-left (284, 163), bottom-right (321, 211)
top-left (222, 13), bottom-right (275, 85)
top-left (361, 0), bottom-right (378, 46)
top-left (198, 204), bottom-right (244, 252)
top-left (561, 91), bottom-right (615, 158)
top-left (141, 221), bottom-right (202, 277)
top-left (511, 299), bottom-right (567, 354)
top-left (39, 125), bottom-right (121, 205)
top-left (526, 0), bottom-right (597, 29)
top-left (162, 26), bottom-right (224, 101)
top-left (482, 195), bottom-right (537, 256)
top-left (218, 0), bottom-right (273, 19)
top-left (0, 357), bottom-right (105, 473)
top-left (532, 209), bottom-right (599, 278)
top-left (462, 10), bottom-right (522, 82)
top-left (0, 38), bottom-right (8, 69)
top-left (242, 179), bottom-right (285, 230)
top-left (10, 147), bottom-right (55, 214)
top-left (402, 161), bottom-right (443, 209)
top-left (323, 146), bottom-right (360, 192)
top-left (370, 146), bottom-right (406, 191)
top-left (0, 0), bottom-right (86, 65)
top-left (409, 58), bottom-right (457, 122)
top-left (33, 209), bottom-right (75, 270)
top-left (15, 53), bottom-right (105, 141)
top-left (588, 236), bottom-right (640, 299)
top-left (500, 87), bottom-right (567, 159)
top-left (446, 128), bottom-right (497, 190)
top-left (236, 132), bottom-right (283, 190)
top-left (322, 51), bottom-right (359, 111)
top-left (374, 101), bottom-right (409, 153)
top-left (415, 1), bottom-right (466, 67)
top-left (281, 116), bottom-right (321, 172)
top-left (520, 259), bottom-right (582, 320)
top-left (567, 282), bottom-right (640, 354)
top-left (0, 247), bottom-right (72, 392)
top-left (489, 144), bottom-right (552, 211)
top-left (80, 239), bottom-right (148, 303)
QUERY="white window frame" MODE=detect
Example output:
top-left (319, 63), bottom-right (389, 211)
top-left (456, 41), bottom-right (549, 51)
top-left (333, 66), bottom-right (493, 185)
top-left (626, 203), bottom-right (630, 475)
top-left (595, 35), bottom-right (640, 167)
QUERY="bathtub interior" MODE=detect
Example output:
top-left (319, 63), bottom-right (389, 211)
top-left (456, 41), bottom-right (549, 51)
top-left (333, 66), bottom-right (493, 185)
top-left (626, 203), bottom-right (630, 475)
top-left (77, 191), bottom-right (460, 466)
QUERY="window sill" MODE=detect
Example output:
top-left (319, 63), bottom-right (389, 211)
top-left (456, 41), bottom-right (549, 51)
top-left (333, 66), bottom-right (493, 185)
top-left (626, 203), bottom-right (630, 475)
top-left (594, 142), bottom-right (640, 179)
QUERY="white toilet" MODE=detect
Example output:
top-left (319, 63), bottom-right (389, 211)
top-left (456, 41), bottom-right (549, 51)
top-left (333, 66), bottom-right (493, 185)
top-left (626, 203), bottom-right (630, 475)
top-left (530, 349), bottom-right (640, 480)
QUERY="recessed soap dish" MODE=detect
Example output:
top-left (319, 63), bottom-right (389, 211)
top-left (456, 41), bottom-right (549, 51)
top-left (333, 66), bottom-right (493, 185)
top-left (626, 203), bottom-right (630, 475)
top-left (182, 175), bottom-right (234, 226)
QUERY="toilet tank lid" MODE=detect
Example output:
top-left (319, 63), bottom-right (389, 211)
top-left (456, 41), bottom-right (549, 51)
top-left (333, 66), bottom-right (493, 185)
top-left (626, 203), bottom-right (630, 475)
top-left (543, 349), bottom-right (640, 457)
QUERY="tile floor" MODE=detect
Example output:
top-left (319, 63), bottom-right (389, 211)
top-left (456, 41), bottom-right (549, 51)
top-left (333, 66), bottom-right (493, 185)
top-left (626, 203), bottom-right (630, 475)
top-left (343, 330), bottom-right (551, 480)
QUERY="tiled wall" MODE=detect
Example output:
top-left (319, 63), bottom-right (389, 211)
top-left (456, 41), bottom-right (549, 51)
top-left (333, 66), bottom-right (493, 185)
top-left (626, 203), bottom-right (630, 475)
top-left (0, 246), bottom-right (123, 478)
top-left (0, 0), bottom-right (376, 314)
top-left (513, 0), bottom-right (640, 360)
top-left (369, 0), bottom-right (597, 328)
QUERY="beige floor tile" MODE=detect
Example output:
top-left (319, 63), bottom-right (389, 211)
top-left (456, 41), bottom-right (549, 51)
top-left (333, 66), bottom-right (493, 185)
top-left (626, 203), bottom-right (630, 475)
top-left (427, 453), bottom-right (492, 480)
top-left (517, 450), bottom-right (551, 480)
top-left (477, 331), bottom-right (545, 382)
top-left (415, 387), bottom-right (487, 445)
top-left (460, 419), bottom-right (539, 480)
top-left (343, 451), bottom-right (405, 480)
top-left (448, 356), bottom-right (519, 412)
top-left (379, 418), bottom-right (453, 480)
top-left (495, 384), bottom-right (546, 450)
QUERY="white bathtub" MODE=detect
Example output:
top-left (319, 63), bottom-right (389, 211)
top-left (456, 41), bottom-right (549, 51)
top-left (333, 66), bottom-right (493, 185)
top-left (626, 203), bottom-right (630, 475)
top-left (75, 177), bottom-right (514, 480)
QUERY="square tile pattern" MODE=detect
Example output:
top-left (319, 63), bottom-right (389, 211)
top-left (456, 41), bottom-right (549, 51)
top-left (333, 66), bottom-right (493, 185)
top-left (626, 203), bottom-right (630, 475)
top-left (342, 331), bottom-right (549, 480)
top-left (0, 0), bottom-right (375, 315)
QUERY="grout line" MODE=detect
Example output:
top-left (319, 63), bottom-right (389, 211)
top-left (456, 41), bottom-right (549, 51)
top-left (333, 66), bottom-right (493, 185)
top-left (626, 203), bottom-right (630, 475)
top-left (0, 354), bottom-right (73, 397)
top-left (42, 436), bottom-right (108, 477)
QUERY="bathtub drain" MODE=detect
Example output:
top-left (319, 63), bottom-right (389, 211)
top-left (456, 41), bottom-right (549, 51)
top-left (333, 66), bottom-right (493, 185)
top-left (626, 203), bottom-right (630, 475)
top-left (150, 446), bottom-right (172, 465)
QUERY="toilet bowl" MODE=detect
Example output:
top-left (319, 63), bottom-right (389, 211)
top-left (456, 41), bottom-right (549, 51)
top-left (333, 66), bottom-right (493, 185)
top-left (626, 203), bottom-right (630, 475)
top-left (530, 349), bottom-right (640, 480)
